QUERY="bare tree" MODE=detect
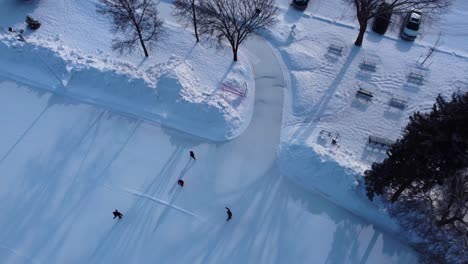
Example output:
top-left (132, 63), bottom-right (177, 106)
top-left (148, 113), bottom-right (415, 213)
top-left (173, 0), bottom-right (201, 42)
top-left (198, 0), bottom-right (278, 61)
top-left (97, 0), bottom-right (163, 57)
top-left (343, 0), bottom-right (452, 46)
top-left (420, 31), bottom-right (441, 65)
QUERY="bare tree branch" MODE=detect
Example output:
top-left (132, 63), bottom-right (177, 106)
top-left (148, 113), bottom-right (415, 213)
top-left (97, 0), bottom-right (164, 57)
top-left (173, 0), bottom-right (201, 42)
top-left (197, 0), bottom-right (278, 61)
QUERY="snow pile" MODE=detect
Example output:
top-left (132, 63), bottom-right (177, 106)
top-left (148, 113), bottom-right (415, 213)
top-left (0, 28), bottom-right (254, 141)
top-left (279, 143), bottom-right (401, 232)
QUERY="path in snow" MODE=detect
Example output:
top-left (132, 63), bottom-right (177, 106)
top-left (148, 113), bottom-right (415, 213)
top-left (0, 36), bottom-right (417, 264)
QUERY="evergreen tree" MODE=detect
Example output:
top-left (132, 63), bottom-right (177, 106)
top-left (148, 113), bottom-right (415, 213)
top-left (365, 92), bottom-right (468, 203)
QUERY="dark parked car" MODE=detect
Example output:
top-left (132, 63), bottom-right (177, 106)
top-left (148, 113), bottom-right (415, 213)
top-left (291, 0), bottom-right (310, 11)
top-left (372, 4), bottom-right (393, 35)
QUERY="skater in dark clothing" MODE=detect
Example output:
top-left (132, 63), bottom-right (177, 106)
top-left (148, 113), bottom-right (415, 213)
top-left (178, 179), bottom-right (184, 187)
top-left (113, 209), bottom-right (123, 219)
top-left (225, 207), bottom-right (232, 221)
top-left (189, 151), bottom-right (196, 160)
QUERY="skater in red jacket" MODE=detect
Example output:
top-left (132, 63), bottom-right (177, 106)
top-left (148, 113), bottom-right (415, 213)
top-left (178, 179), bottom-right (184, 187)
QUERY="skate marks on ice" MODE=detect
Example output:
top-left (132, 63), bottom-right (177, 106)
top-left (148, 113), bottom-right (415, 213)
top-left (0, 245), bottom-right (41, 264)
top-left (0, 106), bottom-right (49, 165)
top-left (88, 148), bottom-right (200, 263)
top-left (115, 187), bottom-right (200, 220)
top-left (0, 111), bottom-right (141, 263)
top-left (184, 166), bottom-right (286, 264)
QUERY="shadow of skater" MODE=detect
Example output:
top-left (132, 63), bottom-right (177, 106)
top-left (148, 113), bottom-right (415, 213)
top-left (179, 158), bottom-right (195, 180)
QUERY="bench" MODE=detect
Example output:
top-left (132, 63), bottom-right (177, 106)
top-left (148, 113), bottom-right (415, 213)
top-left (368, 135), bottom-right (394, 148)
top-left (407, 65), bottom-right (429, 85)
top-left (319, 130), bottom-right (339, 145)
top-left (407, 72), bottom-right (424, 85)
top-left (356, 88), bottom-right (373, 100)
top-left (359, 60), bottom-right (377, 72)
top-left (389, 97), bottom-right (407, 109)
top-left (328, 44), bottom-right (343, 56)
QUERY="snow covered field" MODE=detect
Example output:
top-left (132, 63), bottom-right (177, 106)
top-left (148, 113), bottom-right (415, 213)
top-left (2, 0), bottom-right (467, 262)
top-left (0, 40), bottom-right (417, 262)
top-left (276, 0), bottom-right (468, 56)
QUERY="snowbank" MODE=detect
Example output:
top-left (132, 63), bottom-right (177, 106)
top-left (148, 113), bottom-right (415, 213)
top-left (279, 143), bottom-right (401, 233)
top-left (0, 28), bottom-right (254, 141)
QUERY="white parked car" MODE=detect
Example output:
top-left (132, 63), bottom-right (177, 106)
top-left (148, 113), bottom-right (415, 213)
top-left (401, 9), bottom-right (422, 41)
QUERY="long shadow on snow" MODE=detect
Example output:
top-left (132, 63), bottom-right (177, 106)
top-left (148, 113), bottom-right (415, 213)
top-left (0, 89), bottom-right (85, 164)
top-left (158, 164), bottom-right (286, 264)
top-left (290, 46), bottom-right (359, 143)
top-left (0, 89), bottom-right (88, 165)
top-left (0, 112), bottom-right (141, 261)
top-left (87, 146), bottom-right (189, 263)
top-left (39, 118), bottom-right (142, 261)
top-left (187, 164), bottom-right (410, 264)
top-left (0, 109), bottom-right (104, 253)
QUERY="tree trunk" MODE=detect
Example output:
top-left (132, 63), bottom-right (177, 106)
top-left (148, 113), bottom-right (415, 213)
top-left (390, 180), bottom-right (413, 203)
top-left (192, 0), bottom-right (199, 43)
top-left (140, 39), bottom-right (149, 57)
top-left (232, 46), bottom-right (238, 61)
top-left (354, 22), bottom-right (367, 47)
top-left (137, 31), bottom-right (149, 57)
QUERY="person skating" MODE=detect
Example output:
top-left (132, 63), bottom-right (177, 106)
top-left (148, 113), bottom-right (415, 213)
top-left (178, 179), bottom-right (184, 187)
top-left (225, 207), bottom-right (232, 221)
top-left (113, 209), bottom-right (123, 219)
top-left (189, 151), bottom-right (196, 160)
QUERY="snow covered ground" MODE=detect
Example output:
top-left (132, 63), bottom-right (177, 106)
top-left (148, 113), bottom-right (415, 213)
top-left (2, 0), bottom-right (467, 262)
top-left (0, 0), bottom-right (255, 141)
top-left (0, 38), bottom-right (418, 263)
top-left (276, 0), bottom-right (468, 56)
top-left (267, 0), bottom-right (468, 233)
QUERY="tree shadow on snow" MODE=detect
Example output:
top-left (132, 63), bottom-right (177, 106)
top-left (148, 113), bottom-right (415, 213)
top-left (290, 46), bottom-right (360, 143)
top-left (283, 6), bottom-right (305, 24)
top-left (0, 0), bottom-right (40, 31)
top-left (87, 146), bottom-right (189, 263)
top-left (0, 113), bottom-right (141, 261)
